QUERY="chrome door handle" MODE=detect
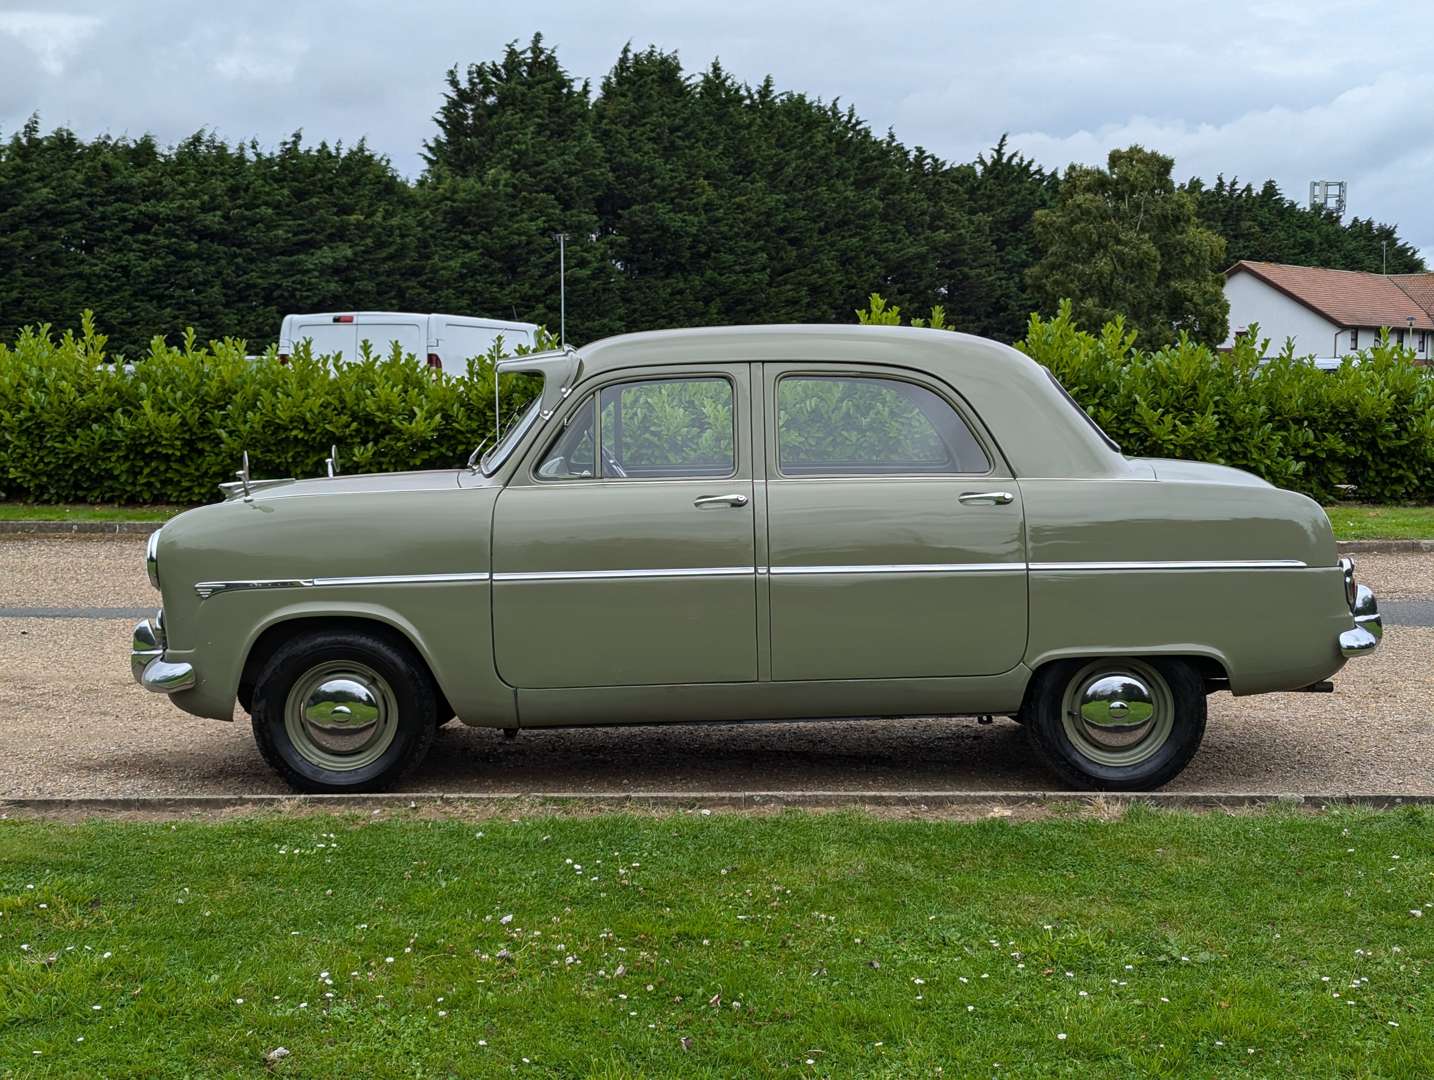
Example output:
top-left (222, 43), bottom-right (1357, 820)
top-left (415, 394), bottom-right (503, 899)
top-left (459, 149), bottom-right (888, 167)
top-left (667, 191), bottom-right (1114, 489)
top-left (693, 493), bottom-right (749, 509)
top-left (958, 490), bottom-right (1015, 505)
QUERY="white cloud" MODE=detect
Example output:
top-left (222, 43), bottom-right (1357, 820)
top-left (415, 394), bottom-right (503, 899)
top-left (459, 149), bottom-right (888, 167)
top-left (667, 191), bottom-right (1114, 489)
top-left (213, 36), bottom-right (307, 84)
top-left (0, 10), bottom-right (101, 76)
top-left (998, 72), bottom-right (1434, 256)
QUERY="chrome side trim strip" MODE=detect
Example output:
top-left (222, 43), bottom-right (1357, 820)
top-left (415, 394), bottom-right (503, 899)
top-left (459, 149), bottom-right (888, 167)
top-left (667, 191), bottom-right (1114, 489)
top-left (313, 572), bottom-right (491, 587)
top-left (494, 567), bottom-right (753, 583)
top-left (196, 559), bottom-right (1310, 597)
top-left (1030, 559), bottom-right (1307, 571)
top-left (195, 572), bottom-right (491, 598)
top-left (769, 563), bottom-right (1020, 575)
top-left (195, 578), bottom-right (312, 599)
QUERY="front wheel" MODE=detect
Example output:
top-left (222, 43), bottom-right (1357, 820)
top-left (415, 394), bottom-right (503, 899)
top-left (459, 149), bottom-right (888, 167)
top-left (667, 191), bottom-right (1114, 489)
top-left (251, 629), bottom-right (438, 793)
top-left (1022, 657), bottom-right (1206, 791)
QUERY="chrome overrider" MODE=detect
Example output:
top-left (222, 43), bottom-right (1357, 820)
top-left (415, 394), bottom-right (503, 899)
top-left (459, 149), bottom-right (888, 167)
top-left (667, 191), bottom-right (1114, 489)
top-left (131, 612), bottom-right (196, 694)
top-left (1337, 556), bottom-right (1383, 658)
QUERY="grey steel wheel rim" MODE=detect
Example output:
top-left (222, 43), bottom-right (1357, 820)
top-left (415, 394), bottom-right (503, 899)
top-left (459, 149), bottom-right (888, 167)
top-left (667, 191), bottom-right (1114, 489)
top-left (283, 660), bottom-right (399, 772)
top-left (1060, 659), bottom-right (1175, 768)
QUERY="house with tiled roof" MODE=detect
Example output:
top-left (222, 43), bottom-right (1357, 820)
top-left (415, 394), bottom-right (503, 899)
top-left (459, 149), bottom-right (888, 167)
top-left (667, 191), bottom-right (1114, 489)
top-left (1221, 260), bottom-right (1434, 368)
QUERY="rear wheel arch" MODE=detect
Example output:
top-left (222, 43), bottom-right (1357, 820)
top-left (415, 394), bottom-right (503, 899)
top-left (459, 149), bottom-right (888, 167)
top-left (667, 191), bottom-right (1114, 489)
top-left (1019, 654), bottom-right (1209, 790)
top-left (1021, 649), bottom-right (1231, 704)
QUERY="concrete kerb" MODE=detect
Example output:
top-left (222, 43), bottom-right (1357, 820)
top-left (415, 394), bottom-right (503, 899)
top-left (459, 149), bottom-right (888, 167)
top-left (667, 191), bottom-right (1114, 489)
top-left (2, 519), bottom-right (1432, 554)
top-left (4, 791), bottom-right (1434, 819)
top-left (0, 520), bottom-right (162, 535)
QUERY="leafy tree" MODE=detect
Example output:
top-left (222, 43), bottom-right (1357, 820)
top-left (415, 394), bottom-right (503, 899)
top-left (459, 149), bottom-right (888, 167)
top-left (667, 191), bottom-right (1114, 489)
top-left (1187, 175), bottom-right (1424, 274)
top-left (2, 38), bottom-right (1426, 355)
top-left (421, 33), bottom-right (614, 339)
top-left (1028, 145), bottom-right (1229, 346)
top-left (943, 137), bottom-right (1059, 340)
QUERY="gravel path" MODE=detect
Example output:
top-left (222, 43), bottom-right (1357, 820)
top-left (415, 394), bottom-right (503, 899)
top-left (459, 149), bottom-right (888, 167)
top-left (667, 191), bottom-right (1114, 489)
top-left (1, 536), bottom-right (1430, 798)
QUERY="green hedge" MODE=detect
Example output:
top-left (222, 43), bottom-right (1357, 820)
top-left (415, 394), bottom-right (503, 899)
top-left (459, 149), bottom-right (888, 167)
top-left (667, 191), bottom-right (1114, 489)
top-left (2, 307), bottom-right (1433, 505)
top-left (0, 314), bottom-right (546, 505)
top-left (1021, 301), bottom-right (1434, 503)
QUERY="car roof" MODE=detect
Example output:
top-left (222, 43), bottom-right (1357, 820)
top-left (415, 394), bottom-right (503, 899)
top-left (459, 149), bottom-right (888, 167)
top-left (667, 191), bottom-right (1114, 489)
top-left (574, 324), bottom-right (1132, 479)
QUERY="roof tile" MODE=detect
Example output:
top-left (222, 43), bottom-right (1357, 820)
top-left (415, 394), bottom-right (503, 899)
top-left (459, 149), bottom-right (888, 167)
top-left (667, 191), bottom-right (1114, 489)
top-left (1228, 260), bottom-right (1434, 330)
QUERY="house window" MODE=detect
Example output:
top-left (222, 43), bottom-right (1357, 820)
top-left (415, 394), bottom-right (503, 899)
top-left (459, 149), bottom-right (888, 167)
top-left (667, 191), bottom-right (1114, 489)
top-left (1394, 328), bottom-right (1406, 346)
top-left (1349, 329), bottom-right (1358, 351)
top-left (1420, 331), bottom-right (1428, 353)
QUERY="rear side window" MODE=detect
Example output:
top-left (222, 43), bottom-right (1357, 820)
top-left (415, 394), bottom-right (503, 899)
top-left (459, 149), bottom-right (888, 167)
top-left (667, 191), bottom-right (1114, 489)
top-left (777, 375), bottom-right (990, 476)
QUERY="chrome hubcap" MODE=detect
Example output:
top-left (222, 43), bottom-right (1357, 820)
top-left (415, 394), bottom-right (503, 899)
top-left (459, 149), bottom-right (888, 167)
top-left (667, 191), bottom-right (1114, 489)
top-left (284, 661), bottom-right (398, 771)
top-left (1061, 660), bottom-right (1174, 767)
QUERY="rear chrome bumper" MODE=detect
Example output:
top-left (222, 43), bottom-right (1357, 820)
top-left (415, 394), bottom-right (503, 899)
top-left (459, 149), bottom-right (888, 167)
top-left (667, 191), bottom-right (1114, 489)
top-left (1337, 559), bottom-right (1382, 658)
top-left (131, 614), bottom-right (196, 693)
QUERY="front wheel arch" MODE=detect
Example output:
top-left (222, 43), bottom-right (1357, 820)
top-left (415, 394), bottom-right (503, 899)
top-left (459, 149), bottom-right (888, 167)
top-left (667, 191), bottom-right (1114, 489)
top-left (238, 614), bottom-right (453, 723)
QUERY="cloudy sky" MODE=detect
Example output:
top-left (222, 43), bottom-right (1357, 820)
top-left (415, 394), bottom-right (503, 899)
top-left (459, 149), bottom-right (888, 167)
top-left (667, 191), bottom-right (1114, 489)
top-left (2, 0), bottom-right (1431, 263)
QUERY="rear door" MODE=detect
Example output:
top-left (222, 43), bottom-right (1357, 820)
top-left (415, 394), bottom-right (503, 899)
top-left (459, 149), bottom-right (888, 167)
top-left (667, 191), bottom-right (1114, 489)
top-left (762, 363), bottom-right (1027, 680)
top-left (355, 317), bottom-right (424, 362)
top-left (492, 364), bottom-right (758, 688)
top-left (291, 317), bottom-right (357, 361)
top-left (438, 321), bottom-right (530, 372)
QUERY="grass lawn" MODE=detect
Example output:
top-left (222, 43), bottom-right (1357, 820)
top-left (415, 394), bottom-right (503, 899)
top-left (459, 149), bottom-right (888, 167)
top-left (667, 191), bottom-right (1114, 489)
top-left (1323, 505), bottom-right (1434, 541)
top-left (1, 808), bottom-right (1431, 1077)
top-left (0, 503), bottom-right (188, 523)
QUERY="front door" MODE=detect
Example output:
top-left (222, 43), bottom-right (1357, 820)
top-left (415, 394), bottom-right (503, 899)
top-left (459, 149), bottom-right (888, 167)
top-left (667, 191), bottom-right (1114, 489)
top-left (762, 364), bottom-right (1027, 680)
top-left (492, 365), bottom-right (758, 689)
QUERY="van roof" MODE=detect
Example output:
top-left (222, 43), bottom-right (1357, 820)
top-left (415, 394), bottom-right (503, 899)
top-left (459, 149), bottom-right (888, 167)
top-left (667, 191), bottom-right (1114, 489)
top-left (284, 312), bottom-right (538, 327)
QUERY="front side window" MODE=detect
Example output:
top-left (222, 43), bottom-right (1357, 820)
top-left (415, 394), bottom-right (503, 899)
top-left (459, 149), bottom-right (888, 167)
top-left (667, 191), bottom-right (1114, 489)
top-left (535, 396), bottom-right (596, 479)
top-left (537, 376), bottom-right (737, 480)
top-left (776, 375), bottom-right (990, 476)
top-left (599, 377), bottom-right (735, 478)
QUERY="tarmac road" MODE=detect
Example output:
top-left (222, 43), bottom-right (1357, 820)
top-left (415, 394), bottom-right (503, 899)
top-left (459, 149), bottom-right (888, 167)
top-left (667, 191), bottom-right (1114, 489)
top-left (2, 535), bottom-right (1431, 798)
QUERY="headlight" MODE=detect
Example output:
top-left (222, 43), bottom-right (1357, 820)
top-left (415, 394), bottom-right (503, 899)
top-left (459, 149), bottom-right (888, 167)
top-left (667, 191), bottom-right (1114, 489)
top-left (146, 529), bottom-right (161, 590)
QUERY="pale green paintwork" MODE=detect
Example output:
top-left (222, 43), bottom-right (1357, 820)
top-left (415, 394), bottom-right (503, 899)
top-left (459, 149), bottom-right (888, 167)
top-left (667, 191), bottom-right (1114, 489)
top-left (149, 324), bottom-right (1355, 727)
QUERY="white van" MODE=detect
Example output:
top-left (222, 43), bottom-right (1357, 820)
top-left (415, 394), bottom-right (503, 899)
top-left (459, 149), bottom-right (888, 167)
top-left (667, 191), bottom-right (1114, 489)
top-left (277, 312), bottom-right (540, 374)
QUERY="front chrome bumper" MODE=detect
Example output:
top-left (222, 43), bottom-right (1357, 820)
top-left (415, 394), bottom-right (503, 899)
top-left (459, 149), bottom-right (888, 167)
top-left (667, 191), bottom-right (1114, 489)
top-left (131, 613), bottom-right (196, 693)
top-left (1337, 558), bottom-right (1382, 658)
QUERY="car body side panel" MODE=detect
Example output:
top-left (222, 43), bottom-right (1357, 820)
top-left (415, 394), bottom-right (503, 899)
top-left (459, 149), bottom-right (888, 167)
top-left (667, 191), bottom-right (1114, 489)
top-left (1019, 478), bottom-right (1349, 693)
top-left (1025, 567), bottom-right (1348, 694)
top-left (166, 586), bottom-right (512, 724)
top-left (764, 480), bottom-right (1028, 678)
top-left (1020, 478), bottom-right (1337, 568)
top-left (491, 362), bottom-right (760, 689)
top-left (513, 667), bottom-right (1032, 728)
top-left (155, 482), bottom-right (511, 725)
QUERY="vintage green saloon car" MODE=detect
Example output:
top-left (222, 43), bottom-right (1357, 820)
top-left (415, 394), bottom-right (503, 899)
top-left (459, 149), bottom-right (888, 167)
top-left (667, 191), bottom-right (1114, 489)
top-left (131, 325), bottom-right (1382, 792)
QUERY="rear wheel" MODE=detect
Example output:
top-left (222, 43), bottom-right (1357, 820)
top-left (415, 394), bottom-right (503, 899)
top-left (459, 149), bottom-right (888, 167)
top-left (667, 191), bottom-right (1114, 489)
top-left (1023, 657), bottom-right (1205, 791)
top-left (251, 629), bottom-right (437, 793)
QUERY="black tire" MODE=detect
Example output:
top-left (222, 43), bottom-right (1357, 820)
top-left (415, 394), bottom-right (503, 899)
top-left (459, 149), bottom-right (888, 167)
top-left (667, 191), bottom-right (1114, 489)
top-left (1022, 657), bottom-right (1206, 791)
top-left (251, 628), bottom-right (438, 793)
